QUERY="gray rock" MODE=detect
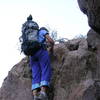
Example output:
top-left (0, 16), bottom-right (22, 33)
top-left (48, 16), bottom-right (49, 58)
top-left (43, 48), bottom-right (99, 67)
top-left (87, 29), bottom-right (100, 51)
top-left (1, 39), bottom-right (100, 100)
top-left (78, 0), bottom-right (100, 33)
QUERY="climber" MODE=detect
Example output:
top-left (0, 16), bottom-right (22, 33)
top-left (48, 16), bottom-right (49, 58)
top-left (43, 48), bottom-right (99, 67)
top-left (21, 15), bottom-right (54, 100)
top-left (30, 28), bottom-right (54, 100)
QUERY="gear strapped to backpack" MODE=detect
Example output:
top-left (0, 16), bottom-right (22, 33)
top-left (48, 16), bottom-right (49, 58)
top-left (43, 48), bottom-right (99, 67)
top-left (20, 15), bottom-right (41, 56)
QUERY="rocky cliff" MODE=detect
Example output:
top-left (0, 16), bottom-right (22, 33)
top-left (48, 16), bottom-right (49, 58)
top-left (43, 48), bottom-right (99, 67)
top-left (0, 1), bottom-right (100, 100)
top-left (0, 38), bottom-right (100, 100)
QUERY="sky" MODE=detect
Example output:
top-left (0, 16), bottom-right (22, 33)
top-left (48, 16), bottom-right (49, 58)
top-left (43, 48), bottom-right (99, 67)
top-left (0, 0), bottom-right (90, 87)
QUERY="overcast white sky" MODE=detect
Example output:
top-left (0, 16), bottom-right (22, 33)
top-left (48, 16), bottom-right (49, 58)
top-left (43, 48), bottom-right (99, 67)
top-left (0, 0), bottom-right (90, 87)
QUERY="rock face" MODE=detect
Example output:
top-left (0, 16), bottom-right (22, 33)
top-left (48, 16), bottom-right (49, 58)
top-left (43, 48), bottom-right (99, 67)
top-left (0, 58), bottom-right (33, 100)
top-left (1, 1), bottom-right (100, 100)
top-left (77, 3), bottom-right (100, 97)
top-left (77, 2), bottom-right (100, 99)
top-left (78, 0), bottom-right (100, 33)
top-left (0, 38), bottom-right (100, 100)
top-left (87, 29), bottom-right (100, 51)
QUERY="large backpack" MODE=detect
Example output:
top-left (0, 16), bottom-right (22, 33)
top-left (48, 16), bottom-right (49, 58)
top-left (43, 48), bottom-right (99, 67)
top-left (20, 18), bottom-right (41, 56)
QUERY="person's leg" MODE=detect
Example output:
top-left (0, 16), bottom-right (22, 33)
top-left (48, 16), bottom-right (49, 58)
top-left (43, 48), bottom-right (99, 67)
top-left (39, 50), bottom-right (52, 88)
top-left (38, 50), bottom-right (52, 100)
top-left (30, 56), bottom-right (41, 97)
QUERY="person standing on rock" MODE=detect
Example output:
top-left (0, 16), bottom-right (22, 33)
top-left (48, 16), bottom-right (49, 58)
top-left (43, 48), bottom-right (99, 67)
top-left (30, 28), bottom-right (54, 100)
top-left (21, 15), bottom-right (54, 100)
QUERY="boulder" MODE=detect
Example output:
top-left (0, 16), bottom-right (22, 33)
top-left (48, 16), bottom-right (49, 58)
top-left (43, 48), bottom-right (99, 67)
top-left (0, 39), bottom-right (100, 100)
top-left (78, 0), bottom-right (100, 33)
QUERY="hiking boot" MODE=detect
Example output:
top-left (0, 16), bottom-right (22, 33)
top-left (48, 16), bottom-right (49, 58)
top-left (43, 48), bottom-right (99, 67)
top-left (34, 96), bottom-right (41, 100)
top-left (38, 92), bottom-right (48, 100)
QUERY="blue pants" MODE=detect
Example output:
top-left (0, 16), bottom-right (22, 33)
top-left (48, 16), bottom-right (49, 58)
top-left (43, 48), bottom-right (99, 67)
top-left (30, 48), bottom-right (52, 90)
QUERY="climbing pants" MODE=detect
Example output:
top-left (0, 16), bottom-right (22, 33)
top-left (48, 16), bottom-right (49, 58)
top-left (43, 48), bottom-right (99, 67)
top-left (30, 48), bottom-right (52, 90)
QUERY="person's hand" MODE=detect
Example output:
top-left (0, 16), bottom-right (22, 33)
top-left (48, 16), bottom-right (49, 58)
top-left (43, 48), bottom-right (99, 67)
top-left (45, 34), bottom-right (54, 55)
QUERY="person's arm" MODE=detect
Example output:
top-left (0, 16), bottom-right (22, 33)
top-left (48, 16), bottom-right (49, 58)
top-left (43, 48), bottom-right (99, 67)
top-left (45, 34), bottom-right (54, 45)
top-left (45, 34), bottom-right (55, 53)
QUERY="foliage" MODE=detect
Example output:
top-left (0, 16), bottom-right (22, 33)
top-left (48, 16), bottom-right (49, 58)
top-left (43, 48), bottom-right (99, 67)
top-left (74, 34), bottom-right (87, 39)
top-left (46, 26), bottom-right (68, 43)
